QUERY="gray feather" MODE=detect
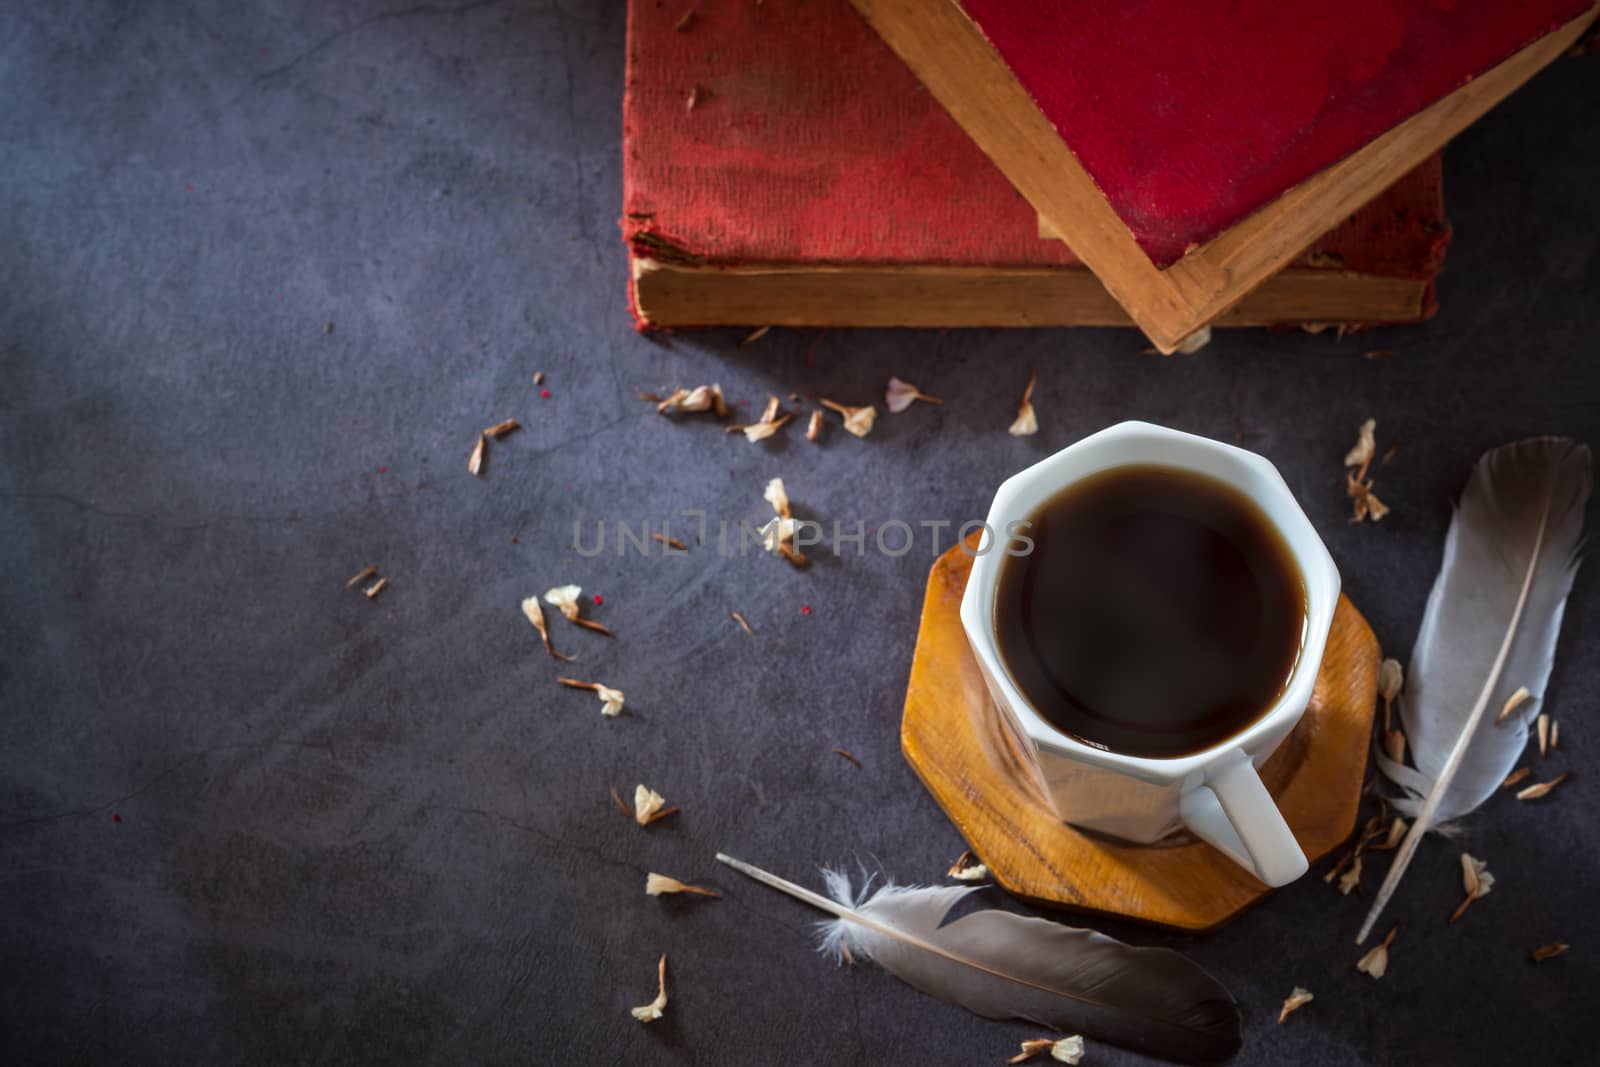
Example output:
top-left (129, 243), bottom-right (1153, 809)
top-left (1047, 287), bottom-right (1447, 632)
top-left (718, 854), bottom-right (1239, 1066)
top-left (1383, 437), bottom-right (1590, 821)
top-left (1360, 438), bottom-right (1589, 943)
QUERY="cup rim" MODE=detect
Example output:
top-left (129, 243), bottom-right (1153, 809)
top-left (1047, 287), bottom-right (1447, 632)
top-left (959, 420), bottom-right (1341, 782)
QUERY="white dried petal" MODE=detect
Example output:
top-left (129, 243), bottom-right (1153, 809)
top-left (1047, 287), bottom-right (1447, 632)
top-left (1050, 1035), bottom-right (1085, 1063)
top-left (764, 477), bottom-right (791, 518)
top-left (544, 584), bottom-right (583, 622)
top-left (885, 376), bottom-right (940, 413)
top-left (468, 433), bottom-right (486, 476)
top-left (1344, 418), bottom-right (1377, 468)
top-left (1461, 853), bottom-right (1493, 900)
top-left (645, 872), bottom-right (719, 898)
top-left (631, 954), bottom-right (668, 1022)
top-left (806, 409), bottom-right (822, 441)
top-left (596, 685), bottom-right (625, 717)
top-left (820, 398), bottom-right (877, 438)
top-left (1009, 371), bottom-right (1038, 436)
top-left (1379, 659), bottom-right (1404, 702)
top-left (1356, 944), bottom-right (1388, 979)
top-left (1516, 772), bottom-right (1568, 800)
top-left (1537, 713), bottom-right (1549, 756)
top-left (634, 785), bottom-right (667, 826)
top-left (1278, 987), bottom-right (1314, 1024)
top-left (1356, 926), bottom-right (1397, 979)
top-left (1496, 685), bottom-right (1532, 724)
top-left (1338, 855), bottom-right (1362, 896)
top-left (739, 417), bottom-right (786, 442)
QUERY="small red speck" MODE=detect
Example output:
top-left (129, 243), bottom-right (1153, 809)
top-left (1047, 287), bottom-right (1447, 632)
top-left (540, 389), bottom-right (552, 399)
top-left (112, 813), bottom-right (122, 823)
top-left (184, 182), bottom-right (195, 192)
top-left (593, 594), bottom-right (603, 605)
top-left (511, 536), bottom-right (519, 543)
top-left (378, 466), bottom-right (387, 474)
top-left (737, 399), bottom-right (749, 407)
top-left (801, 605), bottom-right (812, 615)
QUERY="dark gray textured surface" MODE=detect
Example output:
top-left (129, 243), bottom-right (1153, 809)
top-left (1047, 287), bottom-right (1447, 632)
top-left (2, 3), bottom-right (1597, 1064)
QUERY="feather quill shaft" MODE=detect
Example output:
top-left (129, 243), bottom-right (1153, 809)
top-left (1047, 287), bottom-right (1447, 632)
top-left (717, 853), bottom-right (1240, 1065)
top-left (1361, 438), bottom-right (1590, 943)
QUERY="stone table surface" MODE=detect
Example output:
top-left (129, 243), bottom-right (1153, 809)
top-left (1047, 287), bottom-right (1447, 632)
top-left (2, 3), bottom-right (1597, 1065)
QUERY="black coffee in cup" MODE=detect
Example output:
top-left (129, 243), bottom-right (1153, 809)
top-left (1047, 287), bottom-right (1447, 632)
top-left (993, 465), bottom-right (1307, 759)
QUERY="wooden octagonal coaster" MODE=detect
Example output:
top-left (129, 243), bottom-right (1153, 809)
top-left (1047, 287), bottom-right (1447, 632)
top-left (903, 539), bottom-right (1379, 932)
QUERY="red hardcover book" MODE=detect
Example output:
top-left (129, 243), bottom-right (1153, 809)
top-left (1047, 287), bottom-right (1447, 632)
top-left (850, 0), bottom-right (1591, 348)
top-left (622, 0), bottom-right (1449, 330)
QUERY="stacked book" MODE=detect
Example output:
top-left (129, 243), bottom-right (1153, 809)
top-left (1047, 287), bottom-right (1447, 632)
top-left (622, 0), bottom-right (1592, 343)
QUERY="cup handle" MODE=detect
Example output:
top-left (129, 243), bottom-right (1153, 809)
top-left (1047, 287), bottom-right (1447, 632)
top-left (1179, 751), bottom-right (1307, 888)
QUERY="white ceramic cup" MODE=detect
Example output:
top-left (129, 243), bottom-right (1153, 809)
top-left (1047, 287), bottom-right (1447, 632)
top-left (960, 421), bottom-right (1340, 888)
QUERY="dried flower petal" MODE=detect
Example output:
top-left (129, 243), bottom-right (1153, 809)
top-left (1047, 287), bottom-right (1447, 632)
top-left (346, 565), bottom-right (378, 589)
top-left (1338, 855), bottom-right (1363, 896)
top-left (545, 585), bottom-right (584, 622)
top-left (484, 418), bottom-right (519, 438)
top-left (1530, 942), bottom-right (1569, 962)
top-left (1356, 924), bottom-right (1398, 979)
top-left (646, 872), bottom-right (720, 898)
top-left (1450, 853), bottom-right (1493, 923)
top-left (557, 677), bottom-right (624, 717)
top-left (1496, 685), bottom-right (1532, 725)
top-left (885, 376), bottom-right (942, 413)
top-left (947, 850), bottom-right (989, 882)
top-left (1515, 772), bottom-right (1569, 801)
top-left (521, 597), bottom-right (573, 661)
top-left (686, 85), bottom-right (703, 112)
top-left (1379, 658), bottom-right (1404, 703)
top-left (657, 384), bottom-right (727, 417)
top-left (633, 785), bottom-right (677, 826)
top-left (595, 685), bottom-right (624, 717)
top-left (1551, 719), bottom-right (1560, 750)
top-left (820, 398), bottom-right (877, 438)
top-left (1344, 418), bottom-right (1377, 468)
top-left (631, 954), bottom-right (668, 1022)
top-left (545, 585), bottom-right (612, 635)
top-left (764, 477), bottom-right (791, 519)
top-left (730, 411), bottom-right (793, 443)
top-left (468, 433), bottom-right (486, 476)
top-left (727, 395), bottom-right (792, 442)
top-left (533, 371), bottom-right (545, 385)
top-left (740, 325), bottom-right (771, 346)
top-left (1537, 713), bottom-right (1550, 756)
top-left (674, 8), bottom-right (695, 31)
top-left (1007, 1035), bottom-right (1084, 1064)
top-left (363, 577), bottom-right (388, 600)
top-left (1503, 767), bottom-right (1532, 789)
top-left (730, 610), bottom-right (754, 636)
top-left (653, 531), bottom-right (688, 551)
top-left (806, 409), bottom-right (823, 441)
top-left (1009, 372), bottom-right (1038, 436)
top-left (1278, 987), bottom-right (1314, 1024)
top-left (1377, 817), bottom-right (1407, 851)
top-left (832, 746), bottom-right (862, 768)
top-left (1009, 1039), bottom-right (1056, 1064)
